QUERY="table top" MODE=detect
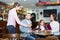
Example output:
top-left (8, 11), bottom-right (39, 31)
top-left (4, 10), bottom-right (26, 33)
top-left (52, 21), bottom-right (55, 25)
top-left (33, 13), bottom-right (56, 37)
top-left (32, 30), bottom-right (53, 36)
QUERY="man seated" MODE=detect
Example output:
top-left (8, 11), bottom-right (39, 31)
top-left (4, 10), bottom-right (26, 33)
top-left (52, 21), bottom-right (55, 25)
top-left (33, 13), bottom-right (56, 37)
top-left (19, 13), bottom-right (38, 40)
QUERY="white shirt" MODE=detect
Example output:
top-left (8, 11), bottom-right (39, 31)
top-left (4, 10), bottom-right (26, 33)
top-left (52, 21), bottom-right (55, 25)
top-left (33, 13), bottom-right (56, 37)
top-left (7, 8), bottom-right (20, 27)
top-left (36, 25), bottom-right (45, 31)
top-left (50, 21), bottom-right (59, 35)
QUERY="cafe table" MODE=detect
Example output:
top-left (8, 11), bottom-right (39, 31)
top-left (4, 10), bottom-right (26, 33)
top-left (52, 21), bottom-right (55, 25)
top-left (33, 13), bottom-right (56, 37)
top-left (32, 30), bottom-right (53, 38)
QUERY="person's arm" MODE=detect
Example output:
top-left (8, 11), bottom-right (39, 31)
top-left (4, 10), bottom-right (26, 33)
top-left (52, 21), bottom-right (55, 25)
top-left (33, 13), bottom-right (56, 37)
top-left (14, 11), bottom-right (20, 24)
top-left (36, 26), bottom-right (39, 28)
top-left (34, 26), bottom-right (40, 30)
top-left (14, 11), bottom-right (27, 27)
top-left (20, 22), bottom-right (28, 27)
top-left (20, 20), bottom-right (32, 27)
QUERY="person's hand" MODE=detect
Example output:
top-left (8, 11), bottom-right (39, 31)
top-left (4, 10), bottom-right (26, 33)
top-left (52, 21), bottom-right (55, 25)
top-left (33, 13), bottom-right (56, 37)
top-left (28, 30), bottom-right (33, 33)
top-left (46, 30), bottom-right (51, 33)
top-left (40, 30), bottom-right (46, 32)
top-left (27, 24), bottom-right (32, 28)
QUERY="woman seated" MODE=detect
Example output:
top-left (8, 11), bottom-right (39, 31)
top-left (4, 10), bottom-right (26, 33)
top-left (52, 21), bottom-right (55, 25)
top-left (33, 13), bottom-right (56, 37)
top-left (33, 19), bottom-right (52, 32)
top-left (34, 20), bottom-right (46, 32)
top-left (50, 14), bottom-right (59, 35)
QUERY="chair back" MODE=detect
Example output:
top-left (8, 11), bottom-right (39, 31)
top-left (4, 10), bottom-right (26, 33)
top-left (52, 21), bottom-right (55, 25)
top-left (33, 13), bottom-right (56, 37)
top-left (46, 36), bottom-right (58, 40)
top-left (4, 33), bottom-right (20, 40)
top-left (36, 38), bottom-right (45, 40)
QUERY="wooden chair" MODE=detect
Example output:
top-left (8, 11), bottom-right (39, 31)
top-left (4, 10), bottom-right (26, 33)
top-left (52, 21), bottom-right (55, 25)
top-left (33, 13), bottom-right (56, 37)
top-left (36, 38), bottom-right (46, 40)
top-left (20, 37), bottom-right (25, 40)
top-left (0, 27), bottom-right (6, 38)
top-left (0, 33), bottom-right (3, 38)
top-left (4, 33), bottom-right (20, 40)
top-left (46, 36), bottom-right (58, 40)
top-left (0, 38), bottom-right (9, 40)
top-left (0, 27), bottom-right (5, 33)
top-left (54, 35), bottom-right (60, 40)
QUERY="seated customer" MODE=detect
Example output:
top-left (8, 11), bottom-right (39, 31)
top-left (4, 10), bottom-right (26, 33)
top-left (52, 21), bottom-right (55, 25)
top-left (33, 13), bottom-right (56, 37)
top-left (34, 20), bottom-right (52, 33)
top-left (50, 14), bottom-right (59, 35)
top-left (35, 20), bottom-right (46, 32)
top-left (19, 13), bottom-right (37, 40)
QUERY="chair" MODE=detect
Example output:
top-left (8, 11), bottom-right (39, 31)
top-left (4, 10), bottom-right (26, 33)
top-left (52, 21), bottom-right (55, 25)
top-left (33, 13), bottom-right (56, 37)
top-left (46, 36), bottom-right (58, 40)
top-left (36, 38), bottom-right (45, 40)
top-left (0, 27), bottom-right (5, 33)
top-left (0, 38), bottom-right (9, 40)
top-left (4, 33), bottom-right (20, 40)
top-left (54, 35), bottom-right (60, 40)
top-left (0, 27), bottom-right (6, 38)
top-left (20, 37), bottom-right (25, 40)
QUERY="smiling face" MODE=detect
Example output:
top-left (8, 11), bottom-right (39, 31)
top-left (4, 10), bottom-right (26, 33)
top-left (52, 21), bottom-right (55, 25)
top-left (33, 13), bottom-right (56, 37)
top-left (26, 14), bottom-right (32, 20)
top-left (16, 6), bottom-right (20, 10)
top-left (50, 14), bottom-right (56, 21)
top-left (39, 20), bottom-right (45, 26)
top-left (50, 14), bottom-right (54, 21)
top-left (13, 2), bottom-right (21, 10)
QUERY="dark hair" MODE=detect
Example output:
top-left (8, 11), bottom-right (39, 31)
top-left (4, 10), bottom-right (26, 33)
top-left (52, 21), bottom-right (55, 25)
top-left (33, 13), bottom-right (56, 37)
top-left (13, 2), bottom-right (20, 8)
top-left (38, 19), bottom-right (44, 28)
top-left (50, 14), bottom-right (57, 21)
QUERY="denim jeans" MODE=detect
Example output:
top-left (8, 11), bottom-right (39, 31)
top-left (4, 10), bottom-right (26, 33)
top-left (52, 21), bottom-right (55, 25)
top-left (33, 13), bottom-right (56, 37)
top-left (20, 32), bottom-right (38, 40)
top-left (7, 25), bottom-right (16, 34)
top-left (25, 33), bottom-right (39, 40)
top-left (25, 35), bottom-right (35, 40)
